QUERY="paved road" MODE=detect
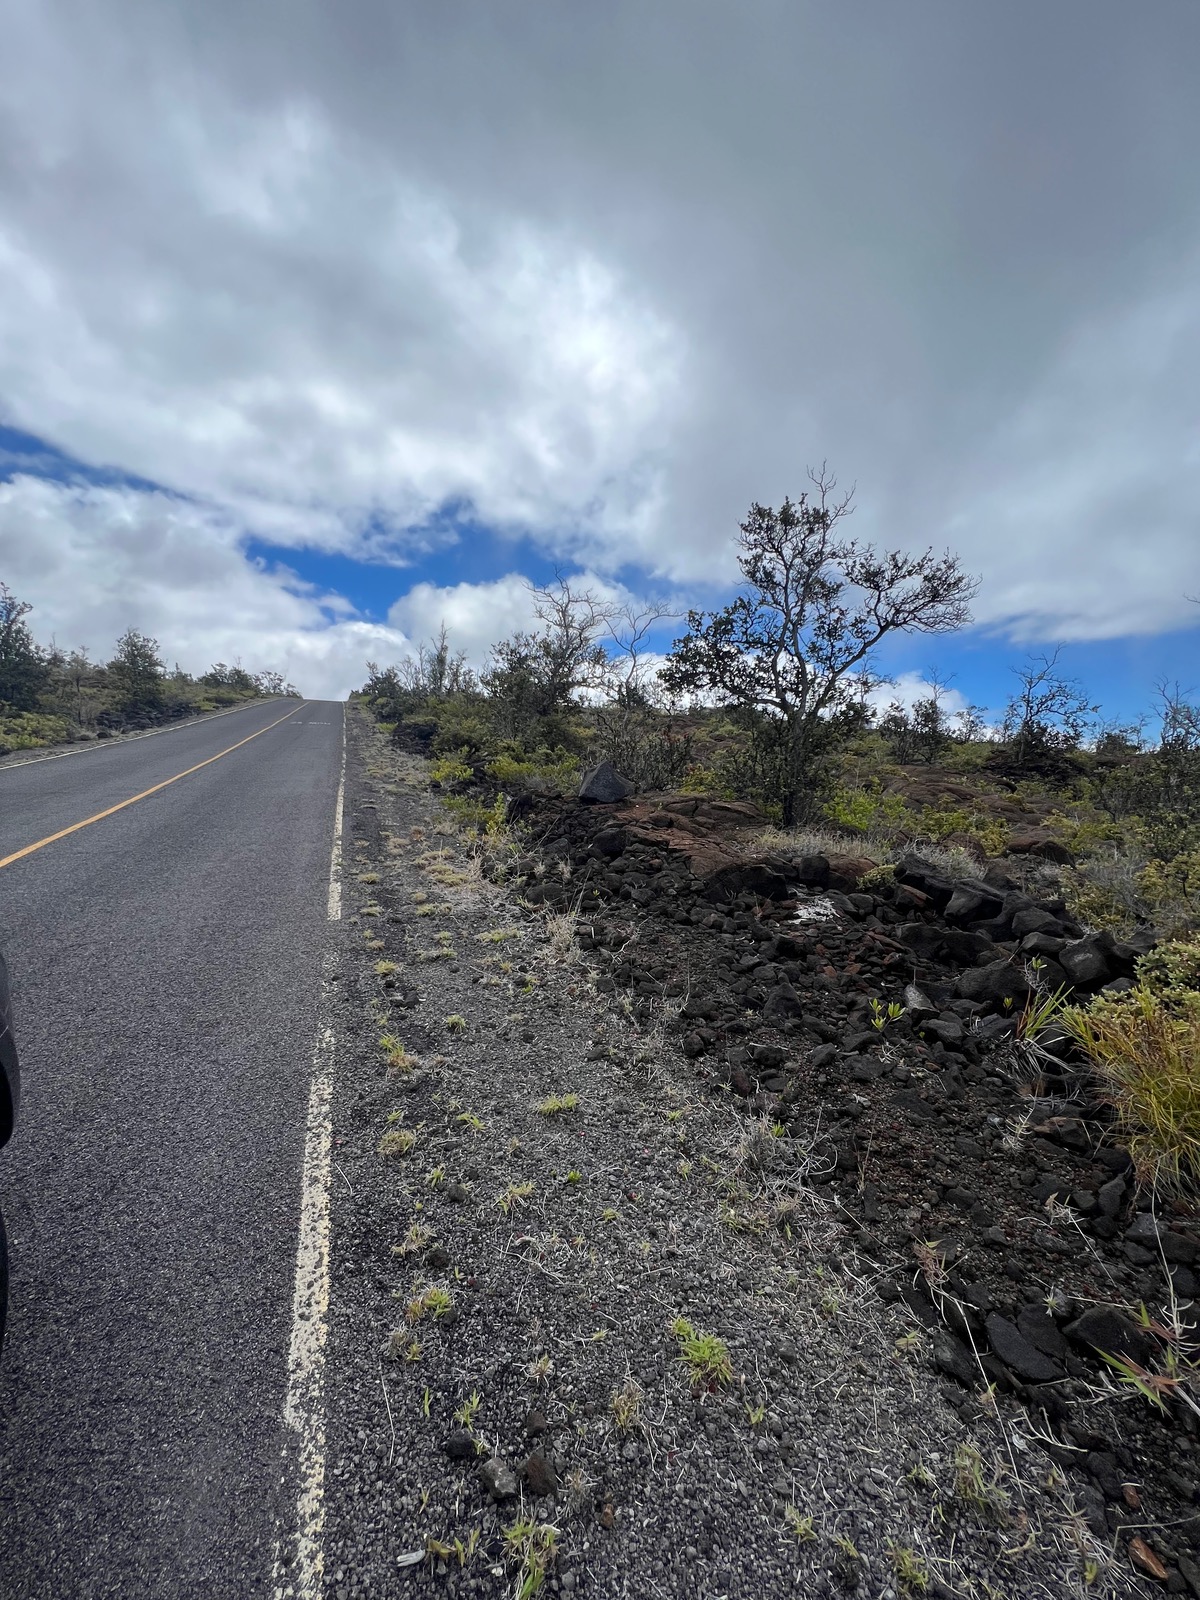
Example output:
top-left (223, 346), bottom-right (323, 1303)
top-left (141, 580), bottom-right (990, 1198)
top-left (0, 699), bottom-right (343, 1599)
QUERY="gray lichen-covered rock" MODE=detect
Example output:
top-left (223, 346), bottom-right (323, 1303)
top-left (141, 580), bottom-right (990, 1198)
top-left (477, 1456), bottom-right (519, 1501)
top-left (578, 760), bottom-right (633, 803)
top-left (944, 883), bottom-right (1003, 925)
top-left (1058, 936), bottom-right (1112, 988)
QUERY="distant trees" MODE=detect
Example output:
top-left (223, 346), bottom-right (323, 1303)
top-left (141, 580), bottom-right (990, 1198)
top-left (39, 645), bottom-right (106, 728)
top-left (202, 661), bottom-right (256, 693)
top-left (0, 583), bottom-right (299, 752)
top-left (1114, 684), bottom-right (1200, 856)
top-left (878, 670), bottom-right (960, 765)
top-left (659, 467), bottom-right (978, 822)
top-left (108, 629), bottom-right (166, 718)
top-left (365, 626), bottom-right (476, 719)
top-left (480, 578), bottom-right (620, 743)
top-left (252, 668), bottom-right (299, 697)
top-left (364, 577), bottom-right (689, 786)
top-left (0, 584), bottom-right (51, 711)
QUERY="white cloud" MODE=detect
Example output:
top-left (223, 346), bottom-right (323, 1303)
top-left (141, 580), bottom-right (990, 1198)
top-left (945, 265), bottom-right (1200, 640)
top-left (0, 475), bottom-right (409, 698)
top-left (0, 70), bottom-right (682, 565)
top-left (868, 672), bottom-right (970, 719)
top-left (387, 571), bottom-right (655, 670)
top-left (387, 576), bottom-right (539, 669)
top-left (2, 0), bottom-right (1200, 641)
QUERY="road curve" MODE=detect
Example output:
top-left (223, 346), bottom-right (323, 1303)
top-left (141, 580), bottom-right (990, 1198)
top-left (0, 699), bottom-right (344, 1600)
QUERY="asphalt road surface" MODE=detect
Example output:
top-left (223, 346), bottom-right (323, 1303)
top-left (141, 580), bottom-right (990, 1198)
top-left (0, 700), bottom-right (344, 1599)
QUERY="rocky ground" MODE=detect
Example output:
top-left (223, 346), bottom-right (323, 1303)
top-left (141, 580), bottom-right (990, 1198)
top-left (320, 709), bottom-right (1185, 1599)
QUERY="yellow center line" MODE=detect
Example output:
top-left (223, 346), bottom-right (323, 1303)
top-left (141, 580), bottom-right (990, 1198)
top-left (0, 703), bottom-right (305, 873)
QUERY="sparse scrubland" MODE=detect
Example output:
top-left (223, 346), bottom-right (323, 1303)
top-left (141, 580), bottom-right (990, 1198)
top-left (0, 581), bottom-right (299, 754)
top-left (343, 476), bottom-right (1200, 1594)
top-left (362, 473), bottom-right (1200, 949)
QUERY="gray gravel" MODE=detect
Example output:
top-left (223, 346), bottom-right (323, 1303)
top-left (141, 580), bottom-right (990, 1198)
top-left (0, 698), bottom-right (344, 1599)
top-left (322, 712), bottom-right (1144, 1600)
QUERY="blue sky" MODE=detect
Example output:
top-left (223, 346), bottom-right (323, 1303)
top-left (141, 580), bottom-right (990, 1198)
top-left (2, 1), bottom-right (1199, 716)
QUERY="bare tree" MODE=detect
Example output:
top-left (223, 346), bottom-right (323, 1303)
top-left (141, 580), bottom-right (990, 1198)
top-left (40, 644), bottom-right (107, 727)
top-left (1002, 648), bottom-right (1097, 764)
top-left (600, 596), bottom-right (678, 706)
top-left (482, 575), bottom-right (614, 727)
top-left (586, 597), bottom-right (692, 788)
top-left (660, 466), bottom-right (978, 822)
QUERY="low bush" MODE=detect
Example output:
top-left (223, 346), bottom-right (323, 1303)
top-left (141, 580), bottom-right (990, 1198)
top-left (1063, 938), bottom-right (1200, 1190)
top-left (1062, 852), bottom-right (1147, 935)
top-left (1139, 850), bottom-right (1200, 935)
top-left (485, 746), bottom-right (581, 794)
top-left (1136, 936), bottom-right (1200, 1010)
top-left (938, 741), bottom-right (993, 772)
top-left (0, 709), bottom-right (73, 753)
top-left (823, 781), bottom-right (910, 832)
top-left (913, 806), bottom-right (1009, 857)
top-left (680, 764), bottom-right (736, 799)
top-left (1042, 808), bottom-right (1126, 858)
top-left (429, 754), bottom-right (475, 788)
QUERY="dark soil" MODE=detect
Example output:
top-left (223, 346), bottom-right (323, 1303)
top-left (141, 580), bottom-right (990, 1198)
top-left (321, 712), bottom-right (1162, 1599)
top-left (497, 785), bottom-right (1200, 1594)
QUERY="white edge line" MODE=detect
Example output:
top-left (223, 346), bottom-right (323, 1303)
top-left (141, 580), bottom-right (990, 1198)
top-left (326, 714), bottom-right (345, 922)
top-left (272, 706), bottom-right (344, 1599)
top-left (0, 696), bottom-right (297, 774)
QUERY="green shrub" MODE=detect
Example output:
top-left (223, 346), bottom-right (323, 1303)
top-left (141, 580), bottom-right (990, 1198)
top-left (485, 745), bottom-right (580, 794)
top-left (442, 794), bottom-right (492, 829)
top-left (487, 751), bottom-right (537, 786)
top-left (1062, 870), bottom-right (1138, 934)
top-left (1134, 936), bottom-right (1200, 1016)
top-left (1139, 851), bottom-right (1200, 931)
top-left (430, 754), bottom-right (474, 787)
top-left (1042, 809), bottom-right (1126, 858)
top-left (939, 741), bottom-right (992, 772)
top-left (914, 806), bottom-right (1008, 856)
top-left (824, 782), bottom-right (910, 832)
top-left (680, 764), bottom-right (736, 799)
top-left (427, 705), bottom-right (494, 757)
top-left (0, 709), bottom-right (72, 753)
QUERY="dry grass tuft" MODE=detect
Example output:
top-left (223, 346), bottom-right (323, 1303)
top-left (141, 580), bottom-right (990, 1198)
top-left (1062, 940), bottom-right (1200, 1190)
top-left (1063, 991), bottom-right (1200, 1189)
top-left (608, 1376), bottom-right (644, 1435)
top-left (378, 1128), bottom-right (417, 1157)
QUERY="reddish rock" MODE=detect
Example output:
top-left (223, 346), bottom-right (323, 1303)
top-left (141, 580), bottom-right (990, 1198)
top-left (1004, 830), bottom-right (1075, 865)
top-left (1128, 1537), bottom-right (1168, 1582)
top-left (825, 854), bottom-right (878, 887)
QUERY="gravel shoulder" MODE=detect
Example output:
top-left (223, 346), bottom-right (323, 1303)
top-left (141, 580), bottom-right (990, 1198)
top-left (322, 709), bottom-right (1146, 1600)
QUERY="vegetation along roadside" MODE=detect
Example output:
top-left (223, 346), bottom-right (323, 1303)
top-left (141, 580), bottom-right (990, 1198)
top-left (335, 473), bottom-right (1200, 1595)
top-left (0, 582), bottom-right (299, 756)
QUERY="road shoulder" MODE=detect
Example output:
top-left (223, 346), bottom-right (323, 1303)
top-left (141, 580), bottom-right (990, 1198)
top-left (320, 707), bottom-right (1135, 1599)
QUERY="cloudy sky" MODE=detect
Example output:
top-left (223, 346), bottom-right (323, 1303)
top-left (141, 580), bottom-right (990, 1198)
top-left (2, 0), bottom-right (1198, 717)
